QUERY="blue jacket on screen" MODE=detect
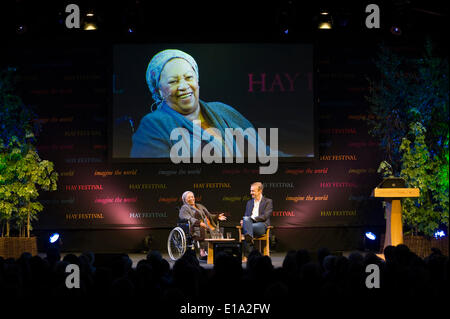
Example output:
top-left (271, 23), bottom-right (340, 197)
top-left (130, 100), bottom-right (258, 159)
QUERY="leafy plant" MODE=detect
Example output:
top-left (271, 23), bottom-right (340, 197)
top-left (377, 160), bottom-right (394, 178)
top-left (0, 68), bottom-right (58, 237)
top-left (366, 39), bottom-right (449, 237)
top-left (366, 38), bottom-right (449, 175)
top-left (400, 123), bottom-right (448, 236)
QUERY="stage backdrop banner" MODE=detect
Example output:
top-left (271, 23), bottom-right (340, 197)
top-left (6, 42), bottom-right (386, 252)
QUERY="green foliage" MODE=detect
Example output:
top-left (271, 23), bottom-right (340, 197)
top-left (0, 68), bottom-right (38, 146)
top-left (0, 69), bottom-right (58, 237)
top-left (367, 39), bottom-right (449, 237)
top-left (366, 39), bottom-right (449, 175)
top-left (400, 123), bottom-right (448, 236)
top-left (377, 160), bottom-right (394, 178)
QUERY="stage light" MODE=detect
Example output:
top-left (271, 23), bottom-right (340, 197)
top-left (390, 25), bottom-right (402, 35)
top-left (434, 230), bottom-right (446, 238)
top-left (49, 233), bottom-right (60, 244)
top-left (15, 24), bottom-right (27, 35)
top-left (317, 9), bottom-right (333, 30)
top-left (365, 232), bottom-right (376, 240)
top-left (83, 9), bottom-right (98, 31)
top-left (318, 22), bottom-right (332, 29)
top-left (362, 230), bottom-right (380, 252)
top-left (47, 232), bottom-right (63, 252)
top-left (84, 23), bottom-right (97, 31)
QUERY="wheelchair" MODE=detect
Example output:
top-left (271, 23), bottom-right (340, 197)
top-left (167, 219), bottom-right (199, 261)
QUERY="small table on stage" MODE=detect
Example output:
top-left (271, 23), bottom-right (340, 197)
top-left (204, 238), bottom-right (236, 264)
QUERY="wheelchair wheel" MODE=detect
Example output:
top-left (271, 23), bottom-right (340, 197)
top-left (167, 226), bottom-right (187, 261)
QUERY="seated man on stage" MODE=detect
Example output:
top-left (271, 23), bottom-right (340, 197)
top-left (241, 182), bottom-right (273, 260)
top-left (179, 191), bottom-right (227, 260)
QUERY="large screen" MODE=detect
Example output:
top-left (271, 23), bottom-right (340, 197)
top-left (111, 43), bottom-right (315, 165)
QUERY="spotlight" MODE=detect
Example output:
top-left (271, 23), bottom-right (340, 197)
top-left (363, 230), bottom-right (380, 252)
top-left (15, 24), bottom-right (27, 35)
top-left (317, 9), bottom-right (333, 30)
top-left (318, 22), bottom-right (332, 29)
top-left (49, 233), bottom-right (60, 244)
top-left (84, 23), bottom-right (98, 31)
top-left (127, 24), bottom-right (137, 34)
top-left (365, 232), bottom-right (376, 240)
top-left (83, 9), bottom-right (98, 31)
top-left (390, 25), bottom-right (402, 35)
top-left (434, 230), bottom-right (446, 238)
top-left (47, 232), bottom-right (63, 251)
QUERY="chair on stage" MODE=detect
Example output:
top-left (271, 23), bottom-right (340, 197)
top-left (236, 225), bottom-right (273, 256)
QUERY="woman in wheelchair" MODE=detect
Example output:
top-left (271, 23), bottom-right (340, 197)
top-left (179, 191), bottom-right (227, 259)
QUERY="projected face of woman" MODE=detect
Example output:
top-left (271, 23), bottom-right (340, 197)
top-left (159, 58), bottom-right (200, 115)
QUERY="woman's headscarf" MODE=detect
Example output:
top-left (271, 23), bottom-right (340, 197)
top-left (146, 49), bottom-right (199, 107)
top-left (181, 191), bottom-right (194, 206)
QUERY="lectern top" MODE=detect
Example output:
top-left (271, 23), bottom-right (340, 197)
top-left (372, 188), bottom-right (420, 198)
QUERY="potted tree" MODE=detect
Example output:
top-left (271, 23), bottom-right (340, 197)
top-left (0, 68), bottom-right (58, 259)
top-left (399, 122), bottom-right (448, 257)
top-left (366, 39), bottom-right (449, 257)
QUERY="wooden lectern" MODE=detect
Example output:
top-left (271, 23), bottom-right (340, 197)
top-left (372, 181), bottom-right (420, 249)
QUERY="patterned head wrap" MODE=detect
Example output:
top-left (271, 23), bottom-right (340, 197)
top-left (146, 49), bottom-right (199, 107)
top-left (182, 191), bottom-right (194, 206)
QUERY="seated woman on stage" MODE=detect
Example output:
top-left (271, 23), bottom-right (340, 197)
top-left (179, 191), bottom-right (227, 259)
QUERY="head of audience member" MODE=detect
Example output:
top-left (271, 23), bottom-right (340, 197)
top-left (322, 255), bottom-right (336, 275)
top-left (81, 251), bottom-right (95, 266)
top-left (282, 250), bottom-right (298, 275)
top-left (63, 253), bottom-right (79, 266)
top-left (173, 254), bottom-right (201, 299)
top-left (348, 251), bottom-right (364, 265)
top-left (247, 249), bottom-right (262, 270)
top-left (364, 252), bottom-right (383, 267)
top-left (383, 245), bottom-right (395, 263)
top-left (394, 244), bottom-right (413, 266)
top-left (317, 247), bottom-right (331, 269)
top-left (147, 250), bottom-right (163, 265)
top-left (249, 255), bottom-right (274, 280)
top-left (45, 247), bottom-right (61, 267)
top-left (213, 251), bottom-right (243, 283)
top-left (296, 249), bottom-right (311, 269)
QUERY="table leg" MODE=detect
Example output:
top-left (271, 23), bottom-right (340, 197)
top-left (207, 242), bottom-right (214, 264)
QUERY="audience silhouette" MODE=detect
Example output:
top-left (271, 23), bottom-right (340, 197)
top-left (0, 244), bottom-right (448, 309)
